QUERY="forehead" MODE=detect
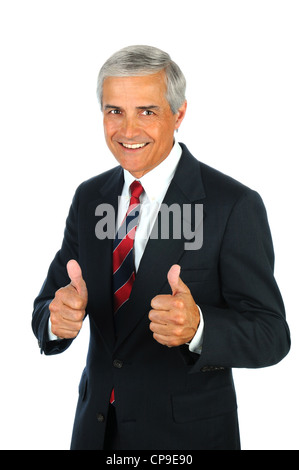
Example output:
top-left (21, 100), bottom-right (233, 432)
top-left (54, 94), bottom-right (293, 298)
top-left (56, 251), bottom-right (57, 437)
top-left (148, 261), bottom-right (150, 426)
top-left (102, 72), bottom-right (168, 105)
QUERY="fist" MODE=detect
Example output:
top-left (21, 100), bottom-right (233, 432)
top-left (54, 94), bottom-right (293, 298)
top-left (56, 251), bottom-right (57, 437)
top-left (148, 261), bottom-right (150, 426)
top-left (149, 265), bottom-right (199, 347)
top-left (49, 260), bottom-right (88, 339)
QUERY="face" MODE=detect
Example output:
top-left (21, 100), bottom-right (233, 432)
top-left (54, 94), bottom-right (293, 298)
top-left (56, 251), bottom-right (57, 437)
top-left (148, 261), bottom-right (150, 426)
top-left (102, 72), bottom-right (187, 178)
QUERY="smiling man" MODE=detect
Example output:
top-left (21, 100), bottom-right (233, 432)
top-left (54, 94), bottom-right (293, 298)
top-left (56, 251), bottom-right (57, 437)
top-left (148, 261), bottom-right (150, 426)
top-left (32, 45), bottom-right (290, 450)
top-left (102, 72), bottom-right (186, 178)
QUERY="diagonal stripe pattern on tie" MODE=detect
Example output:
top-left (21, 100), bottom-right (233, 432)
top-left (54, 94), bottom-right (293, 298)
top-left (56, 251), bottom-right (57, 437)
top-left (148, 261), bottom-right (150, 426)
top-left (112, 180), bottom-right (144, 314)
top-left (110, 180), bottom-right (144, 405)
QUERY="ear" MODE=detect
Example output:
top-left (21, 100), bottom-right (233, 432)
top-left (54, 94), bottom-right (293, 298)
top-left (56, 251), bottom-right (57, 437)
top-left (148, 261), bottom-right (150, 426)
top-left (174, 100), bottom-right (187, 130)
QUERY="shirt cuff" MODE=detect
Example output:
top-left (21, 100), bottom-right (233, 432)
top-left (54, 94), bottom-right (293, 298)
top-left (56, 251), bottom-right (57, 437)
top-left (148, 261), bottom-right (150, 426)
top-left (188, 305), bottom-right (204, 355)
top-left (48, 317), bottom-right (61, 341)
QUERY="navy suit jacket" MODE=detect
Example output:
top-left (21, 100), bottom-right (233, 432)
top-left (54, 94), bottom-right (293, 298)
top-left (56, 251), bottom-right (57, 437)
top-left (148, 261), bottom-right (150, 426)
top-left (32, 143), bottom-right (290, 450)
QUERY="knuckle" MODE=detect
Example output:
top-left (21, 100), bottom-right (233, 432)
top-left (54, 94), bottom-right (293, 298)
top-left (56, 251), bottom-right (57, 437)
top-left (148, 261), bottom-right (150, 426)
top-left (55, 287), bottom-right (65, 300)
top-left (174, 327), bottom-right (183, 337)
top-left (51, 324), bottom-right (60, 336)
top-left (49, 298), bottom-right (59, 313)
top-left (75, 310), bottom-right (85, 322)
top-left (73, 300), bottom-right (82, 310)
top-left (73, 297), bottom-right (86, 310)
top-left (73, 323), bottom-right (82, 335)
top-left (50, 313), bottom-right (58, 325)
top-left (173, 299), bottom-right (184, 310)
top-left (148, 309), bottom-right (155, 320)
top-left (173, 312), bottom-right (185, 325)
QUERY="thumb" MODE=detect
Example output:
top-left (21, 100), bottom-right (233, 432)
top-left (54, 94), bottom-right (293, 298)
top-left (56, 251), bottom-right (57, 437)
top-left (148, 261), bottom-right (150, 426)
top-left (67, 259), bottom-right (87, 298)
top-left (167, 264), bottom-right (189, 296)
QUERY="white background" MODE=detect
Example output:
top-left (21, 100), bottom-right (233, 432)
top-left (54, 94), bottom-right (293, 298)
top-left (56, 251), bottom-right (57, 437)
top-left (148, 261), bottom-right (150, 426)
top-left (0, 0), bottom-right (298, 450)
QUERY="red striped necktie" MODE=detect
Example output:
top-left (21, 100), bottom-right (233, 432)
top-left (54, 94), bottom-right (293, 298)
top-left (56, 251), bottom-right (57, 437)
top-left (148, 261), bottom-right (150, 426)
top-left (112, 180), bottom-right (144, 314)
top-left (110, 180), bottom-right (144, 404)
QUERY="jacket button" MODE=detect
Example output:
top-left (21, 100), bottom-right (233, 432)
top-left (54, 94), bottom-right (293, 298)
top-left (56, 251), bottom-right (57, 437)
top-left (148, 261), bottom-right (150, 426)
top-left (96, 412), bottom-right (105, 422)
top-left (113, 359), bottom-right (123, 368)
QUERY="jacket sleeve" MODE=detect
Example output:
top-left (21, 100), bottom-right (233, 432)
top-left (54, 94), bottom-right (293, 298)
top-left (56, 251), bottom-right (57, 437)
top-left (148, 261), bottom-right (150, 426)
top-left (31, 184), bottom-right (82, 355)
top-left (188, 189), bottom-right (290, 372)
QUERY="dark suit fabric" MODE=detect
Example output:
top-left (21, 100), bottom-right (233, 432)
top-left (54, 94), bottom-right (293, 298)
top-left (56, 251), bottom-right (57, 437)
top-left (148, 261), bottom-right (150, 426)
top-left (32, 143), bottom-right (290, 450)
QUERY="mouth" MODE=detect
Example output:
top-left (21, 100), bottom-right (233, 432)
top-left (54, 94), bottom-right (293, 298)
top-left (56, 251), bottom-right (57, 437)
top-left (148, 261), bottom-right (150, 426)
top-left (118, 142), bottom-right (150, 150)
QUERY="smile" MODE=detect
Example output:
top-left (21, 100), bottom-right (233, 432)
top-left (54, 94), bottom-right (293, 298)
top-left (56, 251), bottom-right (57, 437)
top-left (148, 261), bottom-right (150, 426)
top-left (120, 142), bottom-right (148, 149)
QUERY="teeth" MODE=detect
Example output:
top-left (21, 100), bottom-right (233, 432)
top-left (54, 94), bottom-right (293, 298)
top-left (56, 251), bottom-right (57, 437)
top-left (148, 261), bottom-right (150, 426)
top-left (122, 143), bottom-right (147, 149)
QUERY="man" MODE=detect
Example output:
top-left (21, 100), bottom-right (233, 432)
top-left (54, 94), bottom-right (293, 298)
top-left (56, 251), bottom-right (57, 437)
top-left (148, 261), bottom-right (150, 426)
top-left (32, 45), bottom-right (290, 450)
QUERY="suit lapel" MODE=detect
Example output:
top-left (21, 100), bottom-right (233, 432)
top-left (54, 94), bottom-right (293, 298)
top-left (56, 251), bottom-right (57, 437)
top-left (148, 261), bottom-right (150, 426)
top-left (86, 166), bottom-right (124, 353)
top-left (114, 144), bottom-right (206, 350)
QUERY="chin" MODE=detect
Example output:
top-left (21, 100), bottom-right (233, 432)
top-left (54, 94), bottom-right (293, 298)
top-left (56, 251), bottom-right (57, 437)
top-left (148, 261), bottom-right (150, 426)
top-left (119, 156), bottom-right (146, 172)
top-left (123, 165), bottom-right (144, 176)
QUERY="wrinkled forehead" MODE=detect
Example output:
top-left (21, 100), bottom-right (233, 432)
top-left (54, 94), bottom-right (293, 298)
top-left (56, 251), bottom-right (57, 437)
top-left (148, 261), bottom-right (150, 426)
top-left (102, 72), bottom-right (168, 107)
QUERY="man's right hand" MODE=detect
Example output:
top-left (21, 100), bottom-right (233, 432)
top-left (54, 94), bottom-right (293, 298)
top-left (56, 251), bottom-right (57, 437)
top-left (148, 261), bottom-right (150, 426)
top-left (49, 260), bottom-right (88, 339)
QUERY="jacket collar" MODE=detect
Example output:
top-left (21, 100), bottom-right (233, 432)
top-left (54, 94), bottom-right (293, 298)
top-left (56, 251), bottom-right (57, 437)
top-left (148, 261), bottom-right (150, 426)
top-left (172, 142), bottom-right (206, 202)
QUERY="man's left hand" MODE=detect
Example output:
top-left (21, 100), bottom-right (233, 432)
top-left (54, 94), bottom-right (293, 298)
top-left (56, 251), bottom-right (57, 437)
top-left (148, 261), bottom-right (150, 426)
top-left (149, 265), bottom-right (200, 347)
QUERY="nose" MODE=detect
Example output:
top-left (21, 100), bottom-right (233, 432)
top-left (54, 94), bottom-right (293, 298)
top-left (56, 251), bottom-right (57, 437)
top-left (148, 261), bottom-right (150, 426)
top-left (121, 115), bottom-right (140, 141)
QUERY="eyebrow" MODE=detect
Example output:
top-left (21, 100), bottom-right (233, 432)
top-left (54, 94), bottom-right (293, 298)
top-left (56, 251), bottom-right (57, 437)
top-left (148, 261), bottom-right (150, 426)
top-left (136, 105), bottom-right (160, 110)
top-left (104, 105), bottom-right (121, 110)
top-left (104, 105), bottom-right (160, 111)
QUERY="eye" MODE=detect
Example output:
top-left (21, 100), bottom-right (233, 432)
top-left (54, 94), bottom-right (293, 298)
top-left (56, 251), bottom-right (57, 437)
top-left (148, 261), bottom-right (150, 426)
top-left (109, 109), bottom-right (121, 115)
top-left (141, 110), bottom-right (154, 116)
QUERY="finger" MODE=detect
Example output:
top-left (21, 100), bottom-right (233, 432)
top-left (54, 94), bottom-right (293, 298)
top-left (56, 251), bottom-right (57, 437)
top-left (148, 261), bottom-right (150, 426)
top-left (50, 311), bottom-right (83, 338)
top-left (56, 285), bottom-right (86, 310)
top-left (151, 294), bottom-right (174, 311)
top-left (148, 308), bottom-right (171, 325)
top-left (51, 326), bottom-right (81, 340)
top-left (67, 259), bottom-right (88, 298)
top-left (53, 316), bottom-right (83, 331)
top-left (152, 332), bottom-right (177, 348)
top-left (60, 303), bottom-right (85, 322)
top-left (149, 321), bottom-right (173, 336)
top-left (167, 264), bottom-right (189, 296)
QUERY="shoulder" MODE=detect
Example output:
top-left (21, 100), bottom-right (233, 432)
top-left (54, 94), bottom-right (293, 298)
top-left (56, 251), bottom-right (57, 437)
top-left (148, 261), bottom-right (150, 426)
top-left (79, 165), bottom-right (122, 192)
top-left (200, 161), bottom-right (266, 221)
top-left (201, 160), bottom-right (253, 199)
top-left (73, 165), bottom-right (123, 203)
top-left (180, 142), bottom-right (258, 204)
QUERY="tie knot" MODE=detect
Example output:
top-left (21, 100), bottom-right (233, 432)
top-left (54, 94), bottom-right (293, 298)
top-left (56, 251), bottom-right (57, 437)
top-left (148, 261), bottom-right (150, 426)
top-left (130, 180), bottom-right (144, 200)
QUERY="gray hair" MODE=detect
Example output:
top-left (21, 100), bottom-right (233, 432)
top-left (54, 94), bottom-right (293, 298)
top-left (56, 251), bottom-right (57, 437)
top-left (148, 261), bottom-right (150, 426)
top-left (97, 45), bottom-right (186, 114)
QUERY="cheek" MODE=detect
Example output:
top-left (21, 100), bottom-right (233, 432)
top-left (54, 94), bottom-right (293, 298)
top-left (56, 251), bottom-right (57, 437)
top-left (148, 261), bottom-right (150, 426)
top-left (153, 124), bottom-right (174, 148)
top-left (103, 119), bottom-right (117, 139)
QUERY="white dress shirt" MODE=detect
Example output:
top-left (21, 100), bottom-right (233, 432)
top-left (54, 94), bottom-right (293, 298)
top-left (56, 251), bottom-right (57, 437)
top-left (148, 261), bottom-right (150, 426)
top-left (49, 140), bottom-right (204, 353)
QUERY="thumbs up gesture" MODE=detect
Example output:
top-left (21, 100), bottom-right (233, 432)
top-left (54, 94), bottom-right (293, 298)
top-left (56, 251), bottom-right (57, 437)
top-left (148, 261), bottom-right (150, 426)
top-left (49, 260), bottom-right (88, 339)
top-left (149, 265), bottom-right (200, 347)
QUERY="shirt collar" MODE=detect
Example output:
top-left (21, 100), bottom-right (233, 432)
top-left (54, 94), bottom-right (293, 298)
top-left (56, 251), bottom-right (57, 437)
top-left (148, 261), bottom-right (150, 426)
top-left (123, 140), bottom-right (182, 202)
